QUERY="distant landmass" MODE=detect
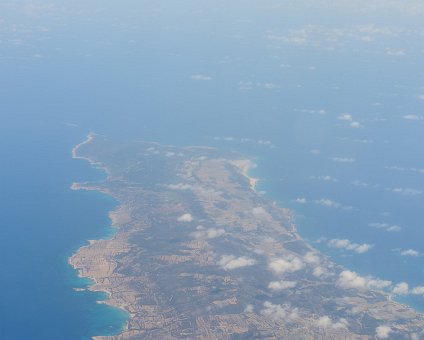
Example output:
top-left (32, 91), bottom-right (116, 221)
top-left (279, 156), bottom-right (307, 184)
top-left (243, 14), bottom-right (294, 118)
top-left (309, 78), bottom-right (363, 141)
top-left (70, 134), bottom-right (424, 339)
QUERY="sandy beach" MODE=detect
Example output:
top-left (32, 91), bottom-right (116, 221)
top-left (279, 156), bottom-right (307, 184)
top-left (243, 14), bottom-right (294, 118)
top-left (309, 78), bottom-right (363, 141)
top-left (230, 159), bottom-right (258, 191)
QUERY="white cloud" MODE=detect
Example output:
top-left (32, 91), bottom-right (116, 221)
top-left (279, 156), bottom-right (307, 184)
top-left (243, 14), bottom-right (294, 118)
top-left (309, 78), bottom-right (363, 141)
top-left (337, 270), bottom-right (367, 289)
top-left (239, 81), bottom-right (280, 91)
top-left (315, 199), bottom-right (341, 208)
top-left (168, 183), bottom-right (193, 190)
top-left (390, 187), bottom-right (422, 195)
top-left (385, 165), bottom-right (406, 172)
top-left (303, 252), bottom-right (320, 265)
top-left (367, 278), bottom-right (392, 290)
top-left (376, 325), bottom-right (392, 339)
top-left (218, 255), bottom-right (256, 270)
top-left (316, 316), bottom-right (348, 330)
top-left (411, 286), bottom-right (424, 295)
top-left (338, 113), bottom-right (353, 121)
top-left (351, 179), bottom-right (369, 187)
top-left (403, 114), bottom-right (423, 121)
top-left (386, 48), bottom-right (406, 56)
top-left (369, 222), bottom-right (401, 232)
top-left (295, 197), bottom-right (307, 204)
top-left (244, 304), bottom-right (254, 313)
top-left (350, 121), bottom-right (363, 128)
top-left (190, 226), bottom-right (226, 240)
top-left (312, 266), bottom-right (327, 278)
top-left (268, 256), bottom-right (304, 275)
top-left (190, 74), bottom-right (212, 81)
top-left (392, 282), bottom-right (409, 295)
top-left (260, 301), bottom-right (287, 320)
top-left (310, 149), bottom-right (321, 155)
top-left (328, 238), bottom-right (373, 254)
top-left (332, 157), bottom-right (355, 163)
top-left (354, 244), bottom-right (373, 254)
top-left (268, 280), bottom-right (297, 291)
top-left (252, 207), bottom-right (271, 219)
top-left (260, 301), bottom-right (298, 322)
top-left (311, 175), bottom-right (338, 182)
top-left (337, 270), bottom-right (391, 291)
top-left (206, 228), bottom-right (225, 239)
top-left (418, 94), bottom-right (424, 100)
top-left (400, 249), bottom-right (419, 257)
top-left (177, 213), bottom-right (193, 222)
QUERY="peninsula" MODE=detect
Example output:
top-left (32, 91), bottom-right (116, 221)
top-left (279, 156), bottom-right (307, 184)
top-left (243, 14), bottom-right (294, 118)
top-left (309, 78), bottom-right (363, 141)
top-left (70, 134), bottom-right (424, 339)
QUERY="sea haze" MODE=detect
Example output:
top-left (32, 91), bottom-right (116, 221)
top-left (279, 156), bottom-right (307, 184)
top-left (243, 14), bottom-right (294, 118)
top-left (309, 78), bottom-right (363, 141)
top-left (1, 0), bottom-right (424, 338)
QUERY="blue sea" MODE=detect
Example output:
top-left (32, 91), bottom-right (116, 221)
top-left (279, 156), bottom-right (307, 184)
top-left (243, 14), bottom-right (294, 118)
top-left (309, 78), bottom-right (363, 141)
top-left (1, 1), bottom-right (424, 338)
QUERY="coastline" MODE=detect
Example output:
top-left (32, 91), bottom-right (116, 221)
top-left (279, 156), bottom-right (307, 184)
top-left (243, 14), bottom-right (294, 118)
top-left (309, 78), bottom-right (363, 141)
top-left (71, 132), bottom-right (111, 180)
top-left (68, 134), bottom-right (424, 338)
top-left (69, 137), bottom-right (265, 339)
top-left (69, 134), bottom-right (130, 339)
top-left (230, 159), bottom-right (258, 191)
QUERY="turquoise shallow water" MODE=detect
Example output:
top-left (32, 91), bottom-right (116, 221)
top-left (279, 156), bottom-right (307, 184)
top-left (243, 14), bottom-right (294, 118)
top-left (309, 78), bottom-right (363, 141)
top-left (0, 124), bottom-right (128, 339)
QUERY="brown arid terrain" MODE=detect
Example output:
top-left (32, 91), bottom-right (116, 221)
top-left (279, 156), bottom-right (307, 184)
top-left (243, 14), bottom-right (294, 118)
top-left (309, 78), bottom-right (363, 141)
top-left (70, 134), bottom-right (424, 339)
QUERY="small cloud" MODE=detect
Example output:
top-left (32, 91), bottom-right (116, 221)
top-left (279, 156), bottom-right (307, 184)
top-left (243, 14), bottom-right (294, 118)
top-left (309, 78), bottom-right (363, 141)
top-left (206, 228), bottom-right (225, 239)
top-left (315, 199), bottom-right (340, 208)
top-left (337, 270), bottom-right (367, 289)
top-left (392, 282), bottom-right (409, 295)
top-left (168, 183), bottom-right (193, 190)
top-left (190, 74), bottom-right (212, 81)
top-left (386, 49), bottom-right (405, 56)
top-left (350, 121), bottom-right (363, 128)
top-left (403, 114), bottom-right (423, 121)
top-left (316, 316), bottom-right (348, 330)
top-left (310, 149), bottom-right (321, 155)
top-left (311, 175), bottom-right (338, 182)
top-left (390, 187), bottom-right (422, 196)
top-left (337, 270), bottom-right (391, 290)
top-left (260, 301), bottom-right (287, 321)
top-left (385, 165), bottom-right (406, 172)
top-left (312, 266), bottom-right (328, 278)
top-left (367, 278), bottom-right (392, 290)
top-left (332, 157), bottom-right (355, 163)
top-left (400, 249), bottom-right (419, 257)
top-left (177, 213), bottom-right (193, 222)
top-left (369, 222), bottom-right (402, 233)
top-left (352, 180), bottom-right (369, 187)
top-left (418, 94), bottom-right (424, 100)
top-left (303, 252), bottom-right (320, 265)
top-left (190, 226), bottom-right (225, 240)
top-left (338, 114), bottom-right (353, 121)
top-left (295, 198), bottom-right (307, 204)
top-left (327, 239), bottom-right (373, 254)
top-left (411, 286), bottom-right (424, 295)
top-left (244, 304), bottom-right (254, 313)
top-left (376, 325), bottom-right (392, 339)
top-left (260, 82), bottom-right (280, 90)
top-left (268, 256), bottom-right (304, 275)
top-left (260, 301), bottom-right (298, 322)
top-left (218, 255), bottom-right (256, 270)
top-left (251, 207), bottom-right (271, 219)
top-left (268, 280), bottom-right (297, 291)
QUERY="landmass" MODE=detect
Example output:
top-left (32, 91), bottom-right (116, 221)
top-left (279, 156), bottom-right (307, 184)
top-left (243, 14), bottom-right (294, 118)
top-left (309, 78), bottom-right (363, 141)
top-left (70, 134), bottom-right (424, 339)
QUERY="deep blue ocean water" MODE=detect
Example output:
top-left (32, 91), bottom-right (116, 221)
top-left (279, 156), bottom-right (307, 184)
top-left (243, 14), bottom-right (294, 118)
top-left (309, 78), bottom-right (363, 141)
top-left (1, 1), bottom-right (424, 338)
